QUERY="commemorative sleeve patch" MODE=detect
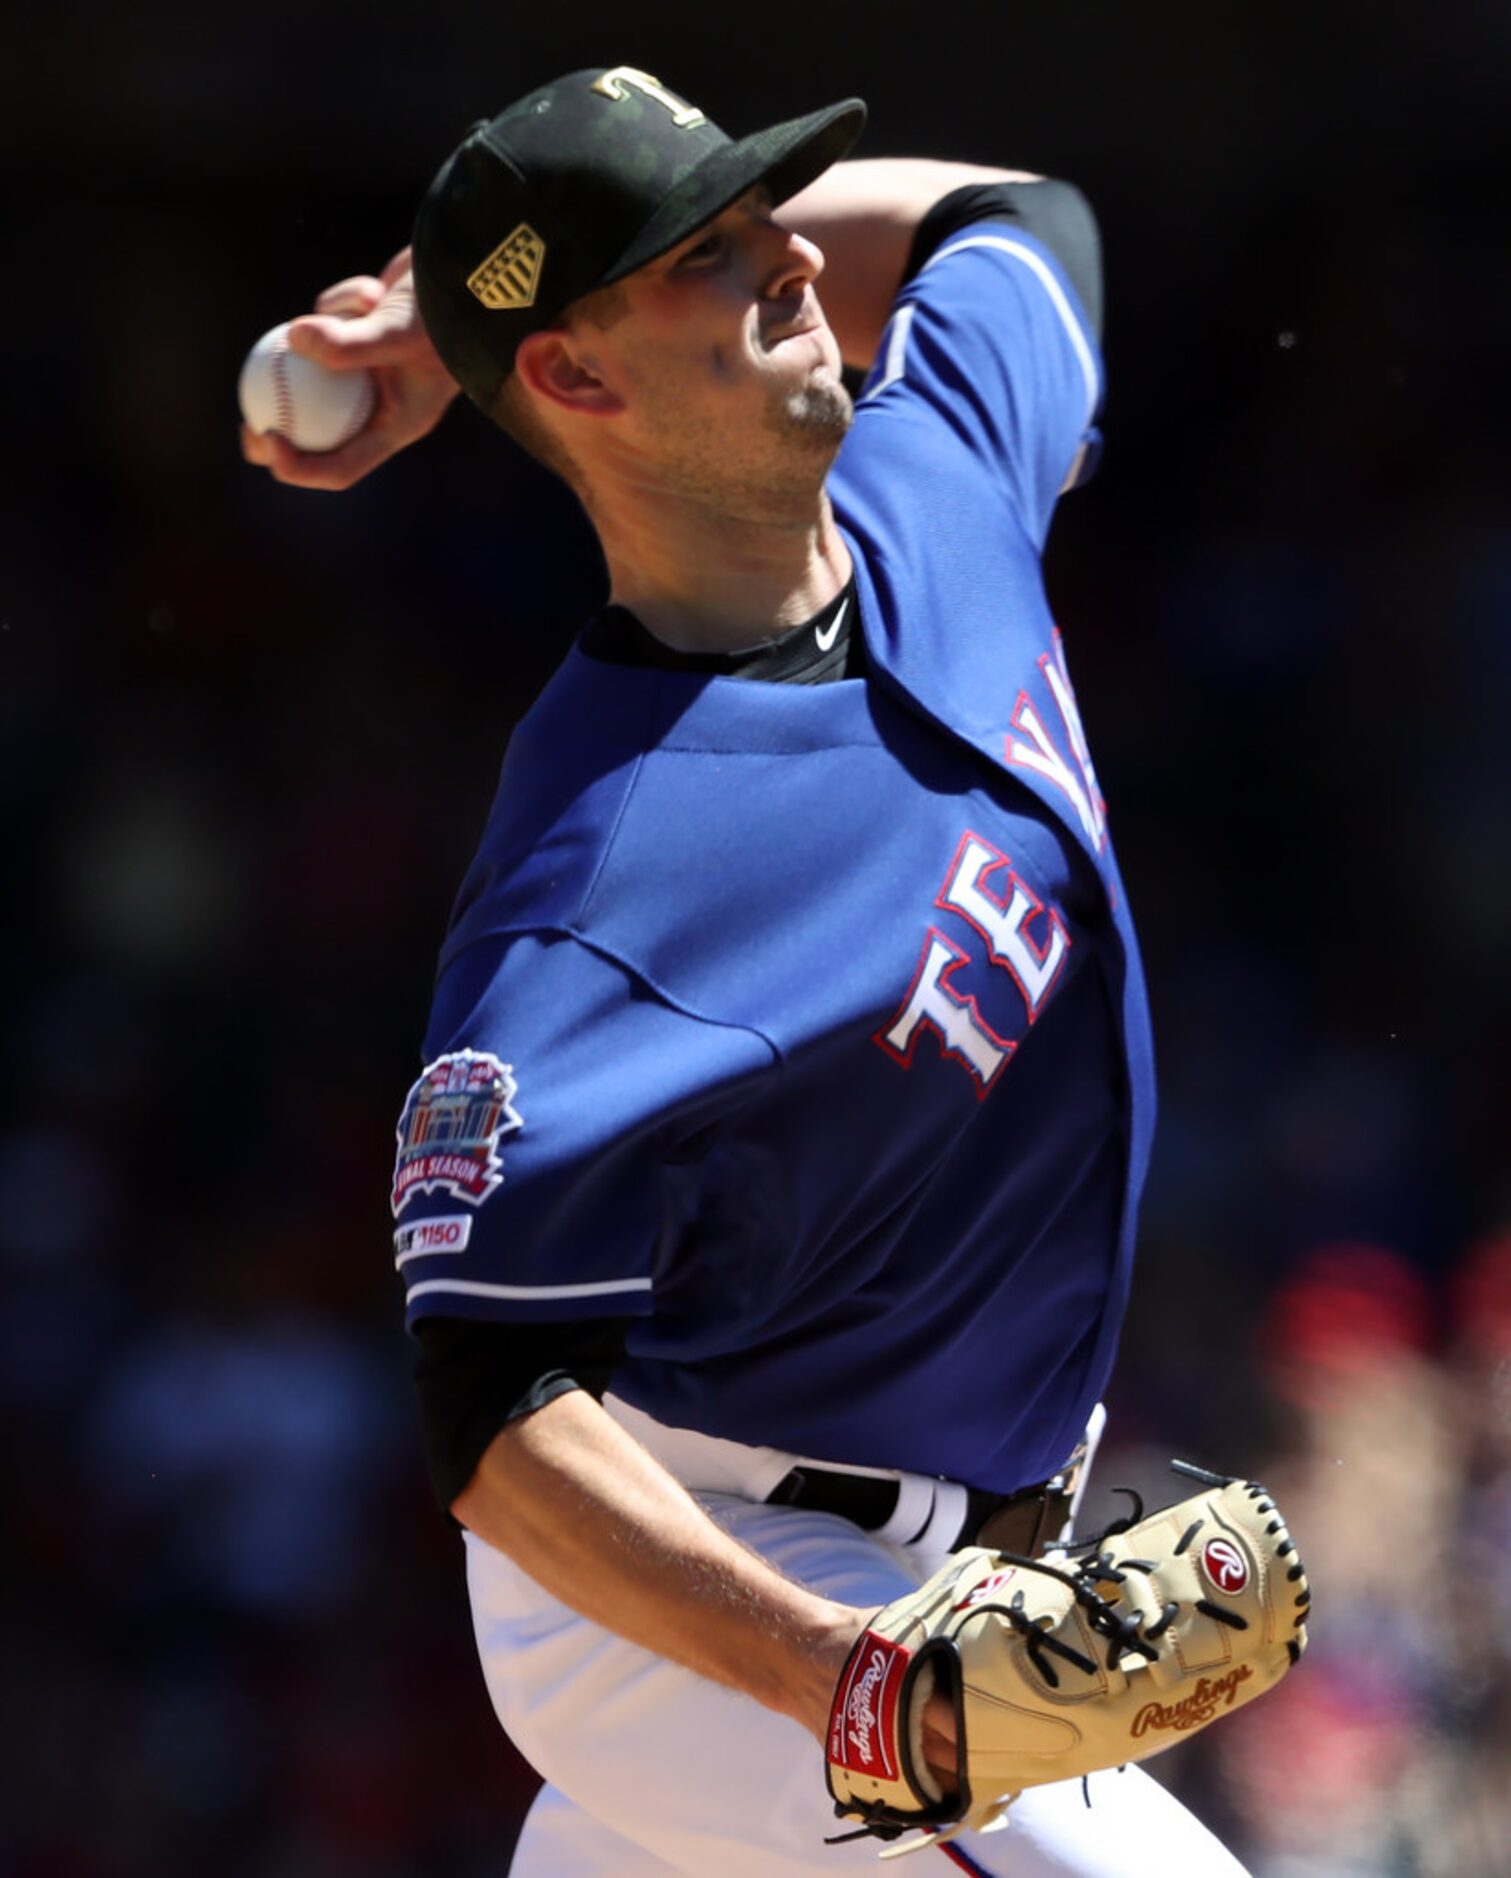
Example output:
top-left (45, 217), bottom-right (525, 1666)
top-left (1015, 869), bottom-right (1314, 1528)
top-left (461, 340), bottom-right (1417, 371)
top-left (393, 1214), bottom-right (473, 1265)
top-left (391, 1050), bottom-right (522, 1217)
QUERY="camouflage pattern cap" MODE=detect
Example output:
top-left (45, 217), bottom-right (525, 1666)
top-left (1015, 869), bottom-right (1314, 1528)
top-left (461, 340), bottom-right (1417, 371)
top-left (412, 66), bottom-right (865, 410)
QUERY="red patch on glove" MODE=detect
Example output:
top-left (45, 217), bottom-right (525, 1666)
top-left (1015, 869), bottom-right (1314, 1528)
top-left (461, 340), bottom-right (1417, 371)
top-left (828, 1630), bottom-right (912, 1781)
top-left (1200, 1537), bottom-right (1249, 1594)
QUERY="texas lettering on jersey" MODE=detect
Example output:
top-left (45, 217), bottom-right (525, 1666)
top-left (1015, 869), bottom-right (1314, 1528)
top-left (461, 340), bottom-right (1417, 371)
top-left (876, 829), bottom-right (1073, 1099)
top-left (1007, 629), bottom-right (1107, 853)
top-left (877, 632), bottom-right (1100, 1098)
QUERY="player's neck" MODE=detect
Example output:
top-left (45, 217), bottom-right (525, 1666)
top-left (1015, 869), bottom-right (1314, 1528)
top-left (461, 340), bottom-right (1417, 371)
top-left (590, 489), bottom-right (853, 655)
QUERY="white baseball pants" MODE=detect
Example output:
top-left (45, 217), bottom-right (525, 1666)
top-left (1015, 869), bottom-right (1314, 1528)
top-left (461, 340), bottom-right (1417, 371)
top-left (462, 1407), bottom-right (1249, 1876)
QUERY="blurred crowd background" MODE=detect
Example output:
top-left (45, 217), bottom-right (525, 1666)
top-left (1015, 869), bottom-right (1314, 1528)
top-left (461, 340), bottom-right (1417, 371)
top-left (2, 3), bottom-right (1507, 1873)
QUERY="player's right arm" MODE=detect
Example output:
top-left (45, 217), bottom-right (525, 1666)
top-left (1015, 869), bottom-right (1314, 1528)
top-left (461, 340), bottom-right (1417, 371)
top-left (395, 926), bottom-right (956, 1769)
top-left (453, 1388), bottom-right (864, 1739)
top-left (455, 1382), bottom-right (965, 1781)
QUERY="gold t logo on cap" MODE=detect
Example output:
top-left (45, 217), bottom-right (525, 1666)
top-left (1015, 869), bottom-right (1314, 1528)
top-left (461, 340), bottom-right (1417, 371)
top-left (467, 223), bottom-right (547, 311)
top-left (590, 66), bottom-right (706, 129)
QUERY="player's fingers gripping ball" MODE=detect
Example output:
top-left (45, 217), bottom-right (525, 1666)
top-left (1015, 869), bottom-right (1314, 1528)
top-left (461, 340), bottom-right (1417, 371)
top-left (238, 321), bottom-right (376, 452)
top-left (825, 1463), bottom-right (1310, 1856)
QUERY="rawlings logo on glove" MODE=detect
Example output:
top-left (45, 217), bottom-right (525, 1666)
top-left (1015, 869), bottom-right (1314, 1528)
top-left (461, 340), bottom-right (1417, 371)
top-left (1131, 1664), bottom-right (1253, 1736)
top-left (824, 1462), bottom-right (1310, 1857)
top-left (831, 1636), bottom-right (910, 1779)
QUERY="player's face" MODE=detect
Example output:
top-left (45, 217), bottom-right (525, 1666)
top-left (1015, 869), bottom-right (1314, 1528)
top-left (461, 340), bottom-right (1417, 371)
top-left (583, 189), bottom-right (852, 506)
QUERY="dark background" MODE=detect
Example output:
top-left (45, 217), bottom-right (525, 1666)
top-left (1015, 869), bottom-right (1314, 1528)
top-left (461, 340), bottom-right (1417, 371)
top-left (3, 3), bottom-right (1508, 1872)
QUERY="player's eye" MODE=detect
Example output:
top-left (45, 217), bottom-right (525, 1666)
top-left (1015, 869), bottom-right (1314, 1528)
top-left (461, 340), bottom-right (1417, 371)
top-left (674, 231), bottom-right (725, 269)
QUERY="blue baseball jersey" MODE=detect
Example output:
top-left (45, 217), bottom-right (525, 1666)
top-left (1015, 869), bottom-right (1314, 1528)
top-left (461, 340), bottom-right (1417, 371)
top-left (390, 229), bottom-right (1154, 1495)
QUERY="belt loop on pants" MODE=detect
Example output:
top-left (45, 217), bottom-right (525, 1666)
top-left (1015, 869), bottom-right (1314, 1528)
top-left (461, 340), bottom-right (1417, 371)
top-left (765, 1424), bottom-right (1100, 1558)
top-left (597, 1393), bottom-right (1106, 1559)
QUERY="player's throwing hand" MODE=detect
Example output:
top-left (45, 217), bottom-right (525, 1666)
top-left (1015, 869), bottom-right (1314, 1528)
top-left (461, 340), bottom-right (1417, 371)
top-left (240, 248), bottom-right (459, 491)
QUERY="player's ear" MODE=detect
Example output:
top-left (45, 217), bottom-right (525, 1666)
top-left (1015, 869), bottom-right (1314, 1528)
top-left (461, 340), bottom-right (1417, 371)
top-left (514, 331), bottom-right (623, 417)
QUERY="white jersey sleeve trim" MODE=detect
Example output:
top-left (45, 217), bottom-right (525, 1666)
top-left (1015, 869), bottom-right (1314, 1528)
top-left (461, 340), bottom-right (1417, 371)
top-left (923, 233), bottom-right (1101, 428)
top-left (405, 1275), bottom-right (654, 1306)
top-left (873, 302), bottom-right (917, 394)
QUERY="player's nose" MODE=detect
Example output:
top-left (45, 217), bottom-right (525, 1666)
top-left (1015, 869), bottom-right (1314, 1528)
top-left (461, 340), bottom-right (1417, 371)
top-left (763, 226), bottom-right (824, 302)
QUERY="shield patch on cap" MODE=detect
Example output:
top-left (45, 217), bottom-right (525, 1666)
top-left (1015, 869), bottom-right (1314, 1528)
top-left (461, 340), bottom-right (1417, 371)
top-left (468, 223), bottom-right (546, 310)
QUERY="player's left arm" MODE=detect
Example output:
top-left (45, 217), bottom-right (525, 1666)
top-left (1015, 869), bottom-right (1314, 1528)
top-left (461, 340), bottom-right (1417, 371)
top-left (809, 160), bottom-right (1105, 536)
top-left (239, 250), bottom-right (458, 491)
top-left (779, 158), bottom-right (1083, 372)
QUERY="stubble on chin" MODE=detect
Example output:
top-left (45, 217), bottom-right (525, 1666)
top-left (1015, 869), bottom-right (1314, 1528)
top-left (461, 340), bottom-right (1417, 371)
top-left (633, 366), bottom-right (854, 517)
top-left (769, 376), bottom-right (854, 454)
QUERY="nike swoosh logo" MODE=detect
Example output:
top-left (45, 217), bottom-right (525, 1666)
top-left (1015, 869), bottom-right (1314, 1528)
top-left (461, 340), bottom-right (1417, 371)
top-left (814, 596), bottom-right (849, 653)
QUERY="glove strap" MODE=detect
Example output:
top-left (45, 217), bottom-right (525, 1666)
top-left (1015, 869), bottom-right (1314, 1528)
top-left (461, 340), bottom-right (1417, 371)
top-left (827, 1630), bottom-right (971, 1842)
top-left (827, 1628), bottom-right (913, 1790)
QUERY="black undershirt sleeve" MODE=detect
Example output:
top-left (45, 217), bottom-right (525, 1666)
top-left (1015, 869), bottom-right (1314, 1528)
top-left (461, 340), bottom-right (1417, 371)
top-left (413, 1314), bottom-right (633, 1513)
top-left (903, 179), bottom-right (1103, 340)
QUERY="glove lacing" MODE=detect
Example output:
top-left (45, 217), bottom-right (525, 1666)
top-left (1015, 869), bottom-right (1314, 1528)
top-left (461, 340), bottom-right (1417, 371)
top-left (969, 1483), bottom-right (1257, 1683)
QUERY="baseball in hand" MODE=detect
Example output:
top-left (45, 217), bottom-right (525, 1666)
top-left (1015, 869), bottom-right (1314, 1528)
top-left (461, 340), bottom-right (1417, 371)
top-left (238, 322), bottom-right (376, 452)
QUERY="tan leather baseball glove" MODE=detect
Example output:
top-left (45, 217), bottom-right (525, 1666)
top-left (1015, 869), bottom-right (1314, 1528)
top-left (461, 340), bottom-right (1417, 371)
top-left (825, 1462), bottom-right (1309, 1856)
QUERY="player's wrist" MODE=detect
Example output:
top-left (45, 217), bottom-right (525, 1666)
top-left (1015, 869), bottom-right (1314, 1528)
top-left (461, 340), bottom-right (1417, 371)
top-left (772, 1600), bottom-right (874, 1742)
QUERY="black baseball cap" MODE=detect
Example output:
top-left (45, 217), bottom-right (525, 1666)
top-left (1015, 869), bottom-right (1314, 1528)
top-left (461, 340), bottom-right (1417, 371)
top-left (412, 66), bottom-right (866, 411)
